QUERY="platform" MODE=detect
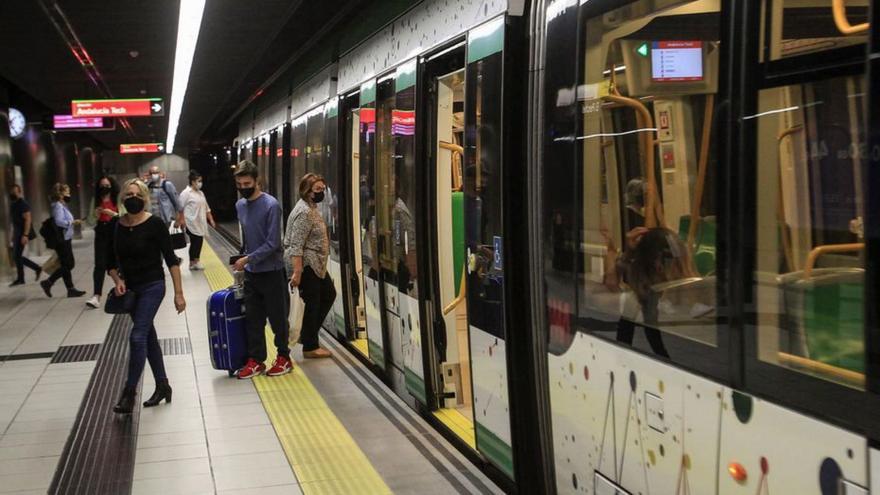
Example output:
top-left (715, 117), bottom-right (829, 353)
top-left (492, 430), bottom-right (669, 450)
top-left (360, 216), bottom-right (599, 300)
top-left (0, 229), bottom-right (501, 495)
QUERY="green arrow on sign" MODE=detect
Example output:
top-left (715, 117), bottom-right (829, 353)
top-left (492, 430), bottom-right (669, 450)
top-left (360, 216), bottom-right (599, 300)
top-left (637, 43), bottom-right (649, 57)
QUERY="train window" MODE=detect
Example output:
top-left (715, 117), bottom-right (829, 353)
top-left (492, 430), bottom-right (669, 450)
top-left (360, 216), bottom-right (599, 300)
top-left (762, 0), bottom-right (868, 61)
top-left (753, 74), bottom-right (865, 389)
top-left (376, 76), bottom-right (397, 273)
top-left (393, 68), bottom-right (418, 297)
top-left (576, 0), bottom-right (720, 353)
top-left (306, 109), bottom-right (325, 173)
top-left (323, 101), bottom-right (340, 261)
top-left (292, 117), bottom-right (307, 190)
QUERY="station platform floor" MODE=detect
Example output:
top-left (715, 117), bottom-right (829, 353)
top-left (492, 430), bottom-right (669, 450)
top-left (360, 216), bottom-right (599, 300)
top-left (0, 229), bottom-right (502, 495)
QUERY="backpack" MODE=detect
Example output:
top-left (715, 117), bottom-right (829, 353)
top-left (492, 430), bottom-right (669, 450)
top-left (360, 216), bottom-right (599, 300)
top-left (39, 217), bottom-right (59, 249)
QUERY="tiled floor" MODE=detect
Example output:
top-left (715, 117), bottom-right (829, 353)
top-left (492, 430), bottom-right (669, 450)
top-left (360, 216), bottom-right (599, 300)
top-left (0, 229), bottom-right (502, 494)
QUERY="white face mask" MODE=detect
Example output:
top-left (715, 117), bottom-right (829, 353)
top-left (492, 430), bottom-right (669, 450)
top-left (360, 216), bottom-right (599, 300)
top-left (151, 173), bottom-right (160, 182)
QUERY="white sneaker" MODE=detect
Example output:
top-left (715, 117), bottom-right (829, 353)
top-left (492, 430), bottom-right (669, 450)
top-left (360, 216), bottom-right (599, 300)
top-left (85, 295), bottom-right (100, 309)
top-left (190, 262), bottom-right (205, 271)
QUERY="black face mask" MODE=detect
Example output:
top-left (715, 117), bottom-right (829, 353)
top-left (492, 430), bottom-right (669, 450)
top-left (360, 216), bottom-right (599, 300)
top-left (312, 191), bottom-right (325, 203)
top-left (124, 196), bottom-right (145, 214)
top-left (63, 195), bottom-right (72, 203)
top-left (100, 185), bottom-right (112, 192)
top-left (238, 187), bottom-right (256, 199)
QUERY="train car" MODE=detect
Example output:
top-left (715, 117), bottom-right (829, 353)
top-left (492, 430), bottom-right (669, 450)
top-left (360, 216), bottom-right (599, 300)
top-left (230, 0), bottom-right (880, 492)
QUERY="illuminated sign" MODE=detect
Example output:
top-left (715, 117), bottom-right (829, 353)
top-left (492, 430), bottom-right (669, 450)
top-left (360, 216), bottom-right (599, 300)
top-left (52, 115), bottom-right (114, 131)
top-left (276, 148), bottom-right (283, 157)
top-left (72, 98), bottom-right (165, 117)
top-left (651, 41), bottom-right (703, 82)
top-left (392, 110), bottom-right (415, 136)
top-left (120, 143), bottom-right (164, 154)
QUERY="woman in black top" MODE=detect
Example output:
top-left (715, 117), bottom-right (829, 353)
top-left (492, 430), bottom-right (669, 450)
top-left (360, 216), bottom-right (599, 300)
top-left (86, 176), bottom-right (120, 309)
top-left (109, 178), bottom-right (186, 414)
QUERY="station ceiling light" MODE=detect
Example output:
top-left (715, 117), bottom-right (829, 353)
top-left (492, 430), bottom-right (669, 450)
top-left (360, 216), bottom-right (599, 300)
top-left (166, 0), bottom-right (206, 154)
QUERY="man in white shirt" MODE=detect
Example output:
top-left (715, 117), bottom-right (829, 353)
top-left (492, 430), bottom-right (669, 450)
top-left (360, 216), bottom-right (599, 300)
top-left (178, 171), bottom-right (215, 270)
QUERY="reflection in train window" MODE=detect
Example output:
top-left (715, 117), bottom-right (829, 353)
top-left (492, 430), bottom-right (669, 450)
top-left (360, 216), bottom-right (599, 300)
top-left (762, 0), bottom-right (867, 61)
top-left (577, 0), bottom-right (720, 351)
top-left (754, 75), bottom-right (865, 390)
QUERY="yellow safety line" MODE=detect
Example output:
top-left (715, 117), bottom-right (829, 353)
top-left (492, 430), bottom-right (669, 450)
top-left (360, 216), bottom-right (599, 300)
top-left (352, 338), bottom-right (369, 357)
top-left (201, 245), bottom-right (391, 494)
top-left (433, 408), bottom-right (476, 449)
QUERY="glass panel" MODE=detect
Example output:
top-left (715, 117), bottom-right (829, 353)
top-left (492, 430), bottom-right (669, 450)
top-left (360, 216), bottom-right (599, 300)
top-left (394, 81), bottom-right (418, 296)
top-left (292, 118), bottom-right (307, 192)
top-left (762, 0), bottom-right (867, 61)
top-left (753, 75), bottom-right (865, 389)
top-left (324, 101), bottom-right (340, 263)
top-left (376, 78), bottom-right (397, 273)
top-left (577, 0), bottom-right (721, 352)
top-left (307, 110), bottom-right (325, 173)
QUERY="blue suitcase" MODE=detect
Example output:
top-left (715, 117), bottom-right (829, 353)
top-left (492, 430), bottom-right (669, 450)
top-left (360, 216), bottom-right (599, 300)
top-left (207, 286), bottom-right (247, 376)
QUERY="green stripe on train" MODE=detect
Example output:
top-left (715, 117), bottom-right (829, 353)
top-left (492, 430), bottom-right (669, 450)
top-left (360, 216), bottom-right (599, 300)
top-left (368, 339), bottom-right (385, 369)
top-left (404, 367), bottom-right (426, 404)
top-left (467, 16), bottom-right (504, 64)
top-left (475, 421), bottom-right (514, 479)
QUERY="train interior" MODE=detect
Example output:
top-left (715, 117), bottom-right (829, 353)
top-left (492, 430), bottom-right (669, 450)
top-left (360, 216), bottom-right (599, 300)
top-left (348, 107), bottom-right (370, 357)
top-left (432, 68), bottom-right (476, 445)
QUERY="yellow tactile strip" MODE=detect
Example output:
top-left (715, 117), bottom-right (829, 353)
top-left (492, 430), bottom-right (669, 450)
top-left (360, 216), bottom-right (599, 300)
top-left (433, 407), bottom-right (476, 449)
top-left (201, 245), bottom-right (392, 494)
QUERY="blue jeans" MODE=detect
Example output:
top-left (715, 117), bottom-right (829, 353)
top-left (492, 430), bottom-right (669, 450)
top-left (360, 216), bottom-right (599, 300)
top-left (126, 280), bottom-right (168, 388)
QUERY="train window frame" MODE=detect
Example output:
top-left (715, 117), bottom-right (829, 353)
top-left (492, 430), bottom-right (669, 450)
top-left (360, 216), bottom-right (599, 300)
top-left (759, 0), bottom-right (868, 65)
top-left (739, 1), bottom-right (880, 437)
top-left (561, 0), bottom-right (733, 382)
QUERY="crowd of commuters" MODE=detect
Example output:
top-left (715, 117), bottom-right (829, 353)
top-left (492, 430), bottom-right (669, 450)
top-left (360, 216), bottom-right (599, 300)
top-left (5, 160), bottom-right (336, 412)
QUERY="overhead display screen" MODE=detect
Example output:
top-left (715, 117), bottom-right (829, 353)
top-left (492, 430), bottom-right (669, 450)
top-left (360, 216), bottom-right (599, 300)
top-left (651, 41), bottom-right (703, 82)
top-left (52, 115), bottom-right (113, 131)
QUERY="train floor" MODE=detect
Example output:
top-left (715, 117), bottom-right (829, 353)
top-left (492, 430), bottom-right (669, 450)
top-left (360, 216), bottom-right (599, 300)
top-left (0, 228), bottom-right (502, 494)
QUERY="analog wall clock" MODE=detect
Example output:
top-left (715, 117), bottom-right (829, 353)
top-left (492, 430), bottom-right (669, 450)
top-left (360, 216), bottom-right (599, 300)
top-left (8, 108), bottom-right (25, 139)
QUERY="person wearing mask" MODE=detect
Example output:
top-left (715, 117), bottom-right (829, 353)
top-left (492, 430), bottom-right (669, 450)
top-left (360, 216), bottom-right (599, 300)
top-left (40, 184), bottom-right (86, 298)
top-left (178, 171), bottom-right (215, 270)
top-left (233, 160), bottom-right (292, 378)
top-left (146, 165), bottom-right (184, 228)
top-left (8, 185), bottom-right (41, 286)
top-left (108, 178), bottom-right (186, 413)
top-left (284, 173), bottom-right (336, 358)
top-left (86, 176), bottom-right (120, 308)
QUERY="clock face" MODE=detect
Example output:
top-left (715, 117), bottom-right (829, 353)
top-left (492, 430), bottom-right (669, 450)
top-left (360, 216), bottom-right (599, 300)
top-left (8, 108), bottom-right (25, 139)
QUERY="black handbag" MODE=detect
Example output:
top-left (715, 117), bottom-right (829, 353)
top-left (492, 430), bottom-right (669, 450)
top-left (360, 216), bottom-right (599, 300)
top-left (170, 226), bottom-right (187, 250)
top-left (104, 221), bottom-right (136, 314)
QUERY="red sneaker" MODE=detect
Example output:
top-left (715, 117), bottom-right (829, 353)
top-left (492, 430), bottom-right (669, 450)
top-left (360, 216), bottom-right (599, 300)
top-left (267, 355), bottom-right (293, 377)
top-left (236, 359), bottom-right (266, 379)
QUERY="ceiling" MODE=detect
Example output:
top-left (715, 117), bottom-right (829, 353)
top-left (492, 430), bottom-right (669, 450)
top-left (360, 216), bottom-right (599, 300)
top-left (0, 0), bottom-right (356, 153)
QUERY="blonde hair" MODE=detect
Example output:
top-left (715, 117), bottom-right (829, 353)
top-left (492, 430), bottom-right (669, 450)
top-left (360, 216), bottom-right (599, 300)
top-left (50, 183), bottom-right (70, 201)
top-left (298, 173), bottom-right (325, 201)
top-left (120, 178), bottom-right (151, 211)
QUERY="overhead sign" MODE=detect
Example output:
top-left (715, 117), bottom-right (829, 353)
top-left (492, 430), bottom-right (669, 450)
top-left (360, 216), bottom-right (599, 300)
top-left (71, 98), bottom-right (165, 117)
top-left (120, 143), bottom-right (164, 154)
top-left (52, 115), bottom-right (115, 131)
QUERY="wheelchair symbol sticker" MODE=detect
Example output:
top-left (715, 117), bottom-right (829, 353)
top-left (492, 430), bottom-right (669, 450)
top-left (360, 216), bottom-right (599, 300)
top-left (493, 236), bottom-right (502, 270)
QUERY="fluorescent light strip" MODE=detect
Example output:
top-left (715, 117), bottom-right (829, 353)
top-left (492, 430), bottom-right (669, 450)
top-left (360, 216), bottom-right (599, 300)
top-left (165, 0), bottom-right (206, 153)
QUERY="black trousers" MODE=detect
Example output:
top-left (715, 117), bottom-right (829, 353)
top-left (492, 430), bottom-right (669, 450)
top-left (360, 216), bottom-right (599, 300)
top-left (187, 229), bottom-right (203, 261)
top-left (93, 222), bottom-right (112, 295)
top-left (47, 239), bottom-right (75, 289)
top-left (12, 231), bottom-right (40, 282)
top-left (299, 266), bottom-right (336, 352)
top-left (244, 269), bottom-right (290, 361)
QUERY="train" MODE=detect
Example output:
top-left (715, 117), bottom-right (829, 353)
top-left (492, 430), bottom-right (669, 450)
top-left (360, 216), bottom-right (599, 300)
top-left (219, 0), bottom-right (880, 493)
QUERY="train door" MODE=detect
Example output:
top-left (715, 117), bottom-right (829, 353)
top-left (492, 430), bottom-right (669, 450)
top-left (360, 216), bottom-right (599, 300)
top-left (342, 91), bottom-right (369, 356)
top-left (422, 43), bottom-right (475, 446)
top-left (279, 123), bottom-right (292, 218)
top-left (321, 99), bottom-right (346, 339)
top-left (291, 116), bottom-right (307, 195)
top-left (306, 106), bottom-right (325, 174)
top-left (358, 80), bottom-right (386, 368)
top-left (268, 130), bottom-right (278, 198)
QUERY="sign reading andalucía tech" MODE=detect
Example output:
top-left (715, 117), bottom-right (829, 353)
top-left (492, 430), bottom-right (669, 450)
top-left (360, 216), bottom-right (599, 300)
top-left (71, 98), bottom-right (164, 117)
top-left (120, 143), bottom-right (164, 154)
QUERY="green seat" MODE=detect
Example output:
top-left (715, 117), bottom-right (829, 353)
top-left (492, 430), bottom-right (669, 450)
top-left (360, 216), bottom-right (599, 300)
top-left (678, 215), bottom-right (716, 276)
top-left (452, 192), bottom-right (465, 292)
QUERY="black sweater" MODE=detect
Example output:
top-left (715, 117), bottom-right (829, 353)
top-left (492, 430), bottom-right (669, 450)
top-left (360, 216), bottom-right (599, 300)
top-left (107, 216), bottom-right (180, 287)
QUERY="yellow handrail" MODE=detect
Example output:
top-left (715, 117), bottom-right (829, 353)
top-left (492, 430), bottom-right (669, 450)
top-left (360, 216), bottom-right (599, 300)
top-left (778, 352), bottom-right (864, 388)
top-left (803, 243), bottom-right (864, 279)
top-left (776, 126), bottom-right (803, 271)
top-left (440, 141), bottom-right (464, 191)
top-left (442, 265), bottom-right (467, 315)
top-left (687, 94), bottom-right (715, 250)
top-left (832, 0), bottom-right (869, 34)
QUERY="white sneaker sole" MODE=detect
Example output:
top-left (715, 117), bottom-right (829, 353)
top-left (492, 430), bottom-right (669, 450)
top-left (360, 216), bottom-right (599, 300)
top-left (236, 369), bottom-right (265, 380)
top-left (266, 367), bottom-right (292, 377)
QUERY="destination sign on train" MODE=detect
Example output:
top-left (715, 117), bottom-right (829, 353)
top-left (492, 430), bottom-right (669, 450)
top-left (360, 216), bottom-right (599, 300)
top-left (71, 98), bottom-right (165, 117)
top-left (120, 143), bottom-right (164, 154)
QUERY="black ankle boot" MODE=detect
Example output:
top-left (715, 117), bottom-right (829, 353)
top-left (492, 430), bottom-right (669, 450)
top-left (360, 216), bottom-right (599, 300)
top-left (143, 379), bottom-right (172, 407)
top-left (113, 386), bottom-right (137, 414)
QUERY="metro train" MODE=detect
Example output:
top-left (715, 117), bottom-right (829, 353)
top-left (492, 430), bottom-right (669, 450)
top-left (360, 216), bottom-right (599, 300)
top-left (226, 0), bottom-right (880, 493)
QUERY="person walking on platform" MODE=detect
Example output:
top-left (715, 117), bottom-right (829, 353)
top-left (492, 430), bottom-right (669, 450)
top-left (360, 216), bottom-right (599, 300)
top-left (8, 185), bottom-right (41, 286)
top-left (285, 173), bottom-right (336, 359)
top-left (232, 160), bottom-right (292, 379)
top-left (85, 176), bottom-right (120, 309)
top-left (109, 178), bottom-right (186, 414)
top-left (178, 170), bottom-right (215, 270)
top-left (40, 184), bottom-right (86, 298)
top-left (146, 165), bottom-right (184, 228)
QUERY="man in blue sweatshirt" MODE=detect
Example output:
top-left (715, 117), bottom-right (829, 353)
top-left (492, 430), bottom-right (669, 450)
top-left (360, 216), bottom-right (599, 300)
top-left (232, 161), bottom-right (292, 379)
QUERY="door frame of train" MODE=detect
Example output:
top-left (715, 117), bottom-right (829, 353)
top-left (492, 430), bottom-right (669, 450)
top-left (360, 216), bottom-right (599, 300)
top-left (415, 38), bottom-right (468, 412)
